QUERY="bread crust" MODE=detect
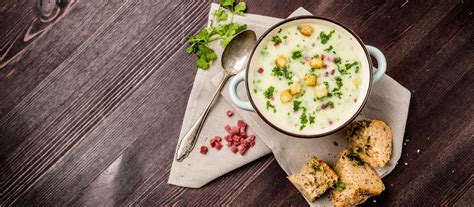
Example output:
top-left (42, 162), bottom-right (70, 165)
top-left (287, 155), bottom-right (339, 202)
top-left (347, 119), bottom-right (393, 168)
top-left (331, 149), bottom-right (385, 207)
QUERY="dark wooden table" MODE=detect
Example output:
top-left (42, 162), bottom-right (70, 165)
top-left (1, 0), bottom-right (473, 206)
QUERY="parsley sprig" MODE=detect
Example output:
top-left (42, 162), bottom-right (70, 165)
top-left (186, 0), bottom-right (247, 69)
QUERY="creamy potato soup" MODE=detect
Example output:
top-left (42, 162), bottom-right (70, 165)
top-left (249, 22), bottom-right (366, 135)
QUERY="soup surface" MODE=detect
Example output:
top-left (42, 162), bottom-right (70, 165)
top-left (249, 22), bottom-right (365, 135)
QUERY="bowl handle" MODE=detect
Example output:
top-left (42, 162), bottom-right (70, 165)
top-left (366, 45), bottom-right (386, 83)
top-left (229, 70), bottom-right (255, 111)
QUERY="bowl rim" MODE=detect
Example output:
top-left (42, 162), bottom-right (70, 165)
top-left (245, 15), bottom-right (374, 138)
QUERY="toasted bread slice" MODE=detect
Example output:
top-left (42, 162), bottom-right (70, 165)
top-left (287, 155), bottom-right (339, 202)
top-left (347, 119), bottom-right (392, 168)
top-left (331, 149), bottom-right (385, 207)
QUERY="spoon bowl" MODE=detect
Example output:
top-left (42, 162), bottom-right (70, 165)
top-left (222, 30), bottom-right (257, 74)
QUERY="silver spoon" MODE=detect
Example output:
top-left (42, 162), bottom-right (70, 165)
top-left (175, 30), bottom-right (257, 161)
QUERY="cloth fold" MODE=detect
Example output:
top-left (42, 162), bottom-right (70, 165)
top-left (169, 4), bottom-right (411, 206)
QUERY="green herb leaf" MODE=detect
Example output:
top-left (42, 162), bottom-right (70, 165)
top-left (212, 8), bottom-right (228, 22)
top-left (324, 45), bottom-right (333, 52)
top-left (291, 50), bottom-right (303, 59)
top-left (309, 115), bottom-right (315, 124)
top-left (323, 101), bottom-right (334, 108)
top-left (319, 30), bottom-right (335, 44)
top-left (234, 2), bottom-right (246, 16)
top-left (335, 181), bottom-right (346, 191)
top-left (271, 35), bottom-right (282, 45)
top-left (186, 0), bottom-right (247, 70)
top-left (272, 65), bottom-right (292, 80)
top-left (299, 107), bottom-right (308, 130)
top-left (346, 151), bottom-right (365, 166)
top-left (266, 100), bottom-right (276, 112)
top-left (264, 86), bottom-right (275, 99)
top-left (293, 100), bottom-right (302, 111)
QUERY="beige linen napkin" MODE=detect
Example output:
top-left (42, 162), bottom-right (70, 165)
top-left (170, 4), bottom-right (411, 206)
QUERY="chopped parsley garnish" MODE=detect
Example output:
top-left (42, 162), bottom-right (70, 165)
top-left (293, 100), bottom-right (302, 111)
top-left (266, 100), bottom-right (276, 112)
top-left (323, 101), bottom-right (334, 108)
top-left (263, 86), bottom-right (275, 99)
top-left (319, 30), bottom-right (335, 44)
top-left (309, 114), bottom-right (315, 124)
top-left (271, 35), bottom-right (282, 44)
top-left (335, 76), bottom-right (343, 88)
top-left (335, 58), bottom-right (359, 75)
top-left (324, 45), bottom-right (333, 52)
top-left (347, 152), bottom-right (365, 166)
top-left (335, 181), bottom-right (346, 191)
top-left (283, 35), bottom-right (288, 39)
top-left (291, 50), bottom-right (303, 59)
top-left (272, 65), bottom-right (292, 80)
top-left (186, 0), bottom-right (247, 69)
top-left (312, 164), bottom-right (320, 172)
top-left (299, 107), bottom-right (308, 130)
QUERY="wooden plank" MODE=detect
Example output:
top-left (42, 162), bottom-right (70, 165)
top-left (0, 0), bottom-right (472, 206)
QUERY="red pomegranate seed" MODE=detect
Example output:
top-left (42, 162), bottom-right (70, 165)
top-left (214, 136), bottom-right (222, 142)
top-left (249, 140), bottom-right (255, 147)
top-left (200, 146), bottom-right (208, 154)
top-left (210, 140), bottom-right (216, 148)
top-left (226, 141), bottom-right (233, 146)
top-left (214, 142), bottom-right (223, 150)
top-left (257, 67), bottom-right (264, 74)
top-left (231, 146), bottom-right (238, 154)
top-left (226, 110), bottom-right (234, 117)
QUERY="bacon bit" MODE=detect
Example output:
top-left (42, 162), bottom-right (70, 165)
top-left (232, 135), bottom-right (240, 142)
top-left (353, 98), bottom-right (357, 103)
top-left (329, 120), bottom-right (333, 125)
top-left (224, 125), bottom-right (232, 133)
top-left (214, 142), bottom-right (223, 150)
top-left (248, 135), bottom-right (256, 142)
top-left (200, 146), bottom-right (208, 154)
top-left (226, 110), bottom-right (234, 117)
top-left (257, 67), bottom-right (264, 74)
top-left (321, 105), bottom-right (327, 110)
top-left (303, 55), bottom-right (309, 62)
top-left (231, 146), bottom-right (239, 154)
top-left (204, 119), bottom-right (256, 156)
top-left (321, 54), bottom-right (325, 60)
top-left (213, 136), bottom-right (222, 142)
top-left (274, 43), bottom-right (280, 47)
top-left (331, 69), bottom-right (336, 75)
top-left (323, 64), bottom-right (327, 69)
top-left (239, 145), bottom-right (248, 155)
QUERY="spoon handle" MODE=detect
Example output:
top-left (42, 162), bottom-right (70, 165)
top-left (175, 72), bottom-right (232, 161)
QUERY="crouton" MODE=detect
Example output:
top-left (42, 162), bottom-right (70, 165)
top-left (288, 155), bottom-right (339, 202)
top-left (280, 90), bottom-right (293, 103)
top-left (310, 56), bottom-right (324, 69)
top-left (347, 120), bottom-right (393, 168)
top-left (299, 25), bottom-right (314, 37)
top-left (331, 149), bottom-right (385, 207)
top-left (315, 84), bottom-right (328, 98)
top-left (275, 55), bottom-right (288, 68)
top-left (289, 82), bottom-right (302, 95)
top-left (304, 75), bottom-right (317, 86)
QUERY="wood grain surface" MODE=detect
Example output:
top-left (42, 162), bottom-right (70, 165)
top-left (0, 0), bottom-right (473, 206)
